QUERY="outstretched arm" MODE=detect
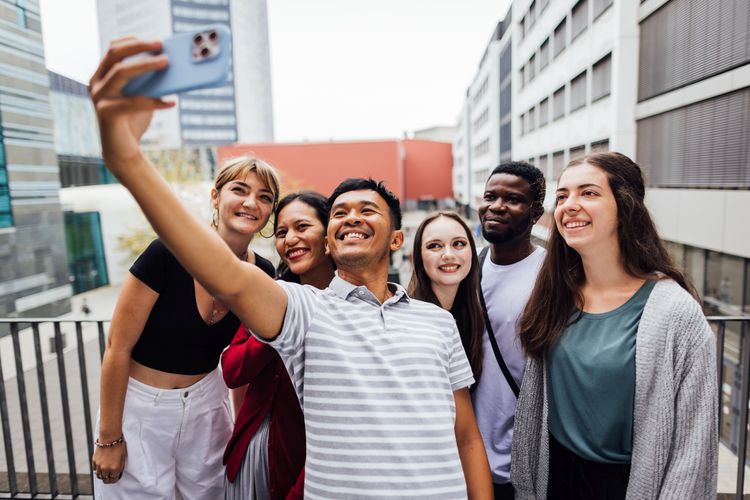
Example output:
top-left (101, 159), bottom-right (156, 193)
top-left (89, 38), bottom-right (286, 340)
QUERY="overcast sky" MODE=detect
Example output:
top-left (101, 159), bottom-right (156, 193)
top-left (40, 0), bottom-right (509, 142)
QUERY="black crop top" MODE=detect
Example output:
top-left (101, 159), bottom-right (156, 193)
top-left (129, 239), bottom-right (275, 375)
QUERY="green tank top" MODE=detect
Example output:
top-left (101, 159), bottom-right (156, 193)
top-left (547, 280), bottom-right (656, 464)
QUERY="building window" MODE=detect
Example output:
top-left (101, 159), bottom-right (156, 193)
top-left (529, 1), bottom-right (537, 29)
top-left (553, 86), bottom-right (566, 120)
top-left (473, 77), bottom-right (490, 105)
top-left (592, 53), bottom-right (612, 101)
top-left (638, 0), bottom-right (750, 101)
top-left (520, 66), bottom-right (526, 88)
top-left (500, 85), bottom-right (511, 117)
top-left (528, 106), bottom-right (536, 132)
top-left (590, 139), bottom-right (609, 152)
top-left (552, 150), bottom-right (565, 179)
top-left (474, 138), bottom-right (490, 157)
top-left (637, 87), bottom-right (750, 188)
top-left (538, 154), bottom-right (549, 178)
top-left (571, 0), bottom-right (589, 41)
top-left (16, 0), bottom-right (28, 28)
top-left (554, 18), bottom-right (567, 57)
top-left (520, 15), bottom-right (527, 39)
top-left (570, 71), bottom-right (587, 111)
top-left (473, 108), bottom-right (490, 131)
top-left (0, 125), bottom-right (13, 228)
top-left (520, 112), bottom-right (527, 136)
top-left (593, 0), bottom-right (613, 19)
top-left (528, 54), bottom-right (536, 82)
top-left (500, 45), bottom-right (512, 81)
top-left (705, 252), bottom-right (745, 314)
top-left (539, 97), bottom-right (549, 127)
top-left (500, 122), bottom-right (512, 156)
top-left (539, 38), bottom-right (550, 70)
top-left (569, 145), bottom-right (586, 160)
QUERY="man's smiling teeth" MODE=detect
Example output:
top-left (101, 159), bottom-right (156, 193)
top-left (343, 232), bottom-right (367, 240)
top-left (565, 221), bottom-right (590, 228)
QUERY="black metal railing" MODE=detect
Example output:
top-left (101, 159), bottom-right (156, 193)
top-left (0, 316), bottom-right (748, 498)
top-left (0, 318), bottom-right (108, 499)
top-left (711, 316), bottom-right (750, 500)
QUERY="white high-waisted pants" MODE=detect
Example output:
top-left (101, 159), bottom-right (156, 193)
top-left (94, 368), bottom-right (232, 500)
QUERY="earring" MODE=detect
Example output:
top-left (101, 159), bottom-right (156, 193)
top-left (211, 208), bottom-right (219, 229)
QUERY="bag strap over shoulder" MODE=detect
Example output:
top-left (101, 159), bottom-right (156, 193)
top-left (478, 246), bottom-right (521, 398)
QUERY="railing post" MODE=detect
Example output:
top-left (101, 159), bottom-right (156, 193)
top-left (76, 321), bottom-right (96, 491)
top-left (11, 323), bottom-right (37, 496)
top-left (98, 321), bottom-right (106, 361)
top-left (717, 321), bottom-right (726, 435)
top-left (53, 321), bottom-right (78, 497)
top-left (32, 322), bottom-right (57, 496)
top-left (0, 324), bottom-right (18, 496)
top-left (737, 323), bottom-right (750, 500)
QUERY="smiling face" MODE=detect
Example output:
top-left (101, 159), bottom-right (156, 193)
top-left (420, 216), bottom-right (472, 290)
top-left (478, 173), bottom-right (536, 245)
top-left (554, 162), bottom-right (619, 256)
top-left (274, 199), bottom-right (328, 277)
top-left (327, 189), bottom-right (402, 270)
top-left (212, 170), bottom-right (275, 238)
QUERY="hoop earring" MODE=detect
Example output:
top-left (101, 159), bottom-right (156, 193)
top-left (211, 208), bottom-right (219, 229)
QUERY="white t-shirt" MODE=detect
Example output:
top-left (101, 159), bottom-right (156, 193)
top-left (471, 245), bottom-right (546, 484)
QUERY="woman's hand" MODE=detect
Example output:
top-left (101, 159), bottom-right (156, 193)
top-left (88, 37), bottom-right (174, 169)
top-left (92, 441), bottom-right (127, 485)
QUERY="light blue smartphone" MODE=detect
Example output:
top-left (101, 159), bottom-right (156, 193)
top-left (123, 25), bottom-right (231, 98)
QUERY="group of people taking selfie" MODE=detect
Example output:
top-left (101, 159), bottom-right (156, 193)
top-left (89, 37), bottom-right (718, 500)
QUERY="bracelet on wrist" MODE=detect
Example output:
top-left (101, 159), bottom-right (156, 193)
top-left (95, 435), bottom-right (124, 448)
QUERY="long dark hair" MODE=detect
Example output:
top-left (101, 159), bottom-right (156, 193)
top-left (274, 191), bottom-right (331, 283)
top-left (519, 152), bottom-right (696, 359)
top-left (408, 211), bottom-right (485, 378)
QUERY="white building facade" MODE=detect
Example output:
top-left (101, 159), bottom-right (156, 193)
top-left (513, 0), bottom-right (637, 180)
top-left (452, 8), bottom-right (513, 210)
top-left (454, 0), bottom-right (750, 452)
top-left (96, 0), bottom-right (274, 148)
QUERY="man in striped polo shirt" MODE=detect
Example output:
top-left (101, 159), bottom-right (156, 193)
top-left (256, 179), bottom-right (493, 498)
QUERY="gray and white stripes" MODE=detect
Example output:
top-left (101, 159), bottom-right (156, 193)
top-left (264, 277), bottom-right (474, 499)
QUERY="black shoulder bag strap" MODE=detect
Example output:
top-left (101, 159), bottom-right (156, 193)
top-left (478, 246), bottom-right (521, 398)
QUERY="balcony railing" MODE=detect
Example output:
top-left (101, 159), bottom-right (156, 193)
top-left (0, 318), bottom-right (108, 499)
top-left (0, 316), bottom-right (747, 499)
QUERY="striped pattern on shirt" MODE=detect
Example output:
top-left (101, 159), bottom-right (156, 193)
top-left (266, 276), bottom-right (475, 499)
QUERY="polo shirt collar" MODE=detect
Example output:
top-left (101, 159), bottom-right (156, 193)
top-left (329, 274), bottom-right (410, 305)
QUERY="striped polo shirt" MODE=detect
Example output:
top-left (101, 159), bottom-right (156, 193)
top-left (265, 275), bottom-right (475, 499)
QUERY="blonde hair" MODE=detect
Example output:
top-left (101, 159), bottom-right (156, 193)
top-left (211, 156), bottom-right (281, 229)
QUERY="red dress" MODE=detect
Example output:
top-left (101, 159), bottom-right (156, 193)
top-left (222, 326), bottom-right (305, 499)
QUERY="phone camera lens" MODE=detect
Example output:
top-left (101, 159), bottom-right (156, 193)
top-left (209, 31), bottom-right (217, 41)
top-left (201, 47), bottom-right (210, 57)
top-left (193, 34), bottom-right (203, 44)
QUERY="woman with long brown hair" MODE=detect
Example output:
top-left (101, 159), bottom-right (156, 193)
top-left (510, 152), bottom-right (717, 499)
top-left (408, 210), bottom-right (484, 378)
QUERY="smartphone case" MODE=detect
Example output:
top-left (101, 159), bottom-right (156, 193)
top-left (123, 25), bottom-right (231, 98)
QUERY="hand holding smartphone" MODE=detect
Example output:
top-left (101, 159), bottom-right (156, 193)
top-left (123, 25), bottom-right (231, 98)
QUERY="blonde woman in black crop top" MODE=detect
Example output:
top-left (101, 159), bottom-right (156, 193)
top-left (92, 157), bottom-right (281, 500)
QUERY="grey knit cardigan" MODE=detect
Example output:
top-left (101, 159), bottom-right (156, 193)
top-left (510, 279), bottom-right (718, 500)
